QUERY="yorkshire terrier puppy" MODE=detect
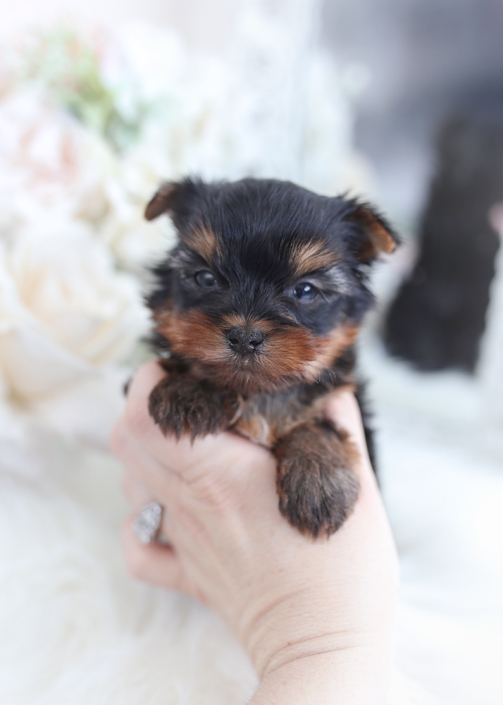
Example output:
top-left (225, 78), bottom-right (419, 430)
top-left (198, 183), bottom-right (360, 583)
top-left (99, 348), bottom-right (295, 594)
top-left (144, 178), bottom-right (398, 538)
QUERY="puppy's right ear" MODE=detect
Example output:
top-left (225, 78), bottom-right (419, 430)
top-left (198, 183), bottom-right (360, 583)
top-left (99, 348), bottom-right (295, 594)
top-left (144, 179), bottom-right (207, 228)
top-left (144, 182), bottom-right (178, 221)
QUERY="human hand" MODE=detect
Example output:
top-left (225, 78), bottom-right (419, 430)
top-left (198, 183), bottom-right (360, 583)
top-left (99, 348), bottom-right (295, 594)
top-left (111, 362), bottom-right (399, 704)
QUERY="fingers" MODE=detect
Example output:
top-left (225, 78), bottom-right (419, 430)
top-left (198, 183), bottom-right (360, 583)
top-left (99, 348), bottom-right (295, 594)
top-left (125, 360), bottom-right (166, 404)
top-left (115, 361), bottom-right (258, 482)
top-left (110, 360), bottom-right (172, 475)
top-left (122, 515), bottom-right (183, 589)
top-left (324, 390), bottom-right (377, 487)
top-left (122, 470), bottom-right (156, 510)
top-left (119, 361), bottom-right (173, 455)
top-left (324, 390), bottom-right (367, 450)
top-left (112, 421), bottom-right (184, 508)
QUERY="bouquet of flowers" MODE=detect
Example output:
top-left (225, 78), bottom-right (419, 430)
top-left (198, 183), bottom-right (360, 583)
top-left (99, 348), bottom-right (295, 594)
top-left (0, 21), bottom-right (362, 451)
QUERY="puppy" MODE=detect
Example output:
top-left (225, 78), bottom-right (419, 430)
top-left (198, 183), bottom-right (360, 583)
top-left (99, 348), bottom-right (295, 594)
top-left (144, 178), bottom-right (398, 538)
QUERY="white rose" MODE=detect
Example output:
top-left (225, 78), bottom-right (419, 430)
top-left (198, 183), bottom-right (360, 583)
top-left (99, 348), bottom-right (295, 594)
top-left (0, 90), bottom-right (116, 232)
top-left (98, 137), bottom-right (177, 271)
top-left (100, 181), bottom-right (176, 272)
top-left (0, 220), bottom-right (149, 403)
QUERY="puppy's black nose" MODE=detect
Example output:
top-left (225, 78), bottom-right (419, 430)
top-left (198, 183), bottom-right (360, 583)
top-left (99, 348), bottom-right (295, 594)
top-left (227, 328), bottom-right (265, 355)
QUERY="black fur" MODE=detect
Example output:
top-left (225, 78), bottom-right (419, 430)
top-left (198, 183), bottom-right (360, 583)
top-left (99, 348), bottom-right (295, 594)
top-left (144, 177), bottom-right (398, 536)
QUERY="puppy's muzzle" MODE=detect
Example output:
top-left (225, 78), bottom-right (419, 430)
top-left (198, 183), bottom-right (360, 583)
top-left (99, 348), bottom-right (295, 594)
top-left (226, 327), bottom-right (266, 356)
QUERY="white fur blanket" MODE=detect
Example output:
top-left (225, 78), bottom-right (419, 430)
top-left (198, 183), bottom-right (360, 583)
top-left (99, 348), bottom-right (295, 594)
top-left (1, 382), bottom-right (502, 704)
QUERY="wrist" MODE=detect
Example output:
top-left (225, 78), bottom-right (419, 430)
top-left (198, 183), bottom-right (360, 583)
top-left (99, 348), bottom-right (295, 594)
top-left (240, 581), bottom-right (395, 678)
top-left (240, 583), bottom-right (396, 702)
top-left (250, 640), bottom-right (395, 705)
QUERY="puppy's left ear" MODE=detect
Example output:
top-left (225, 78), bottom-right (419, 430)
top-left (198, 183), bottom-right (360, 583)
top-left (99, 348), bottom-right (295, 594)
top-left (348, 202), bottom-right (399, 264)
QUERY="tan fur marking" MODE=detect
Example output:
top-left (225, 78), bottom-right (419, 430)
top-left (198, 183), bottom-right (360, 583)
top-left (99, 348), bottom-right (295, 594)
top-left (233, 413), bottom-right (273, 446)
top-left (221, 314), bottom-right (276, 334)
top-left (183, 225), bottom-right (218, 262)
top-left (302, 325), bottom-right (359, 382)
top-left (154, 306), bottom-right (319, 393)
top-left (221, 313), bottom-right (247, 329)
top-left (154, 306), bottom-right (358, 395)
top-left (155, 308), bottom-right (230, 364)
top-left (290, 241), bottom-right (340, 277)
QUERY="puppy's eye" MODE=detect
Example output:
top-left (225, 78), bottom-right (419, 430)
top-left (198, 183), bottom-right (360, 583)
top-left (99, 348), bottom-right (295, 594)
top-left (195, 270), bottom-right (217, 288)
top-left (293, 282), bottom-right (318, 302)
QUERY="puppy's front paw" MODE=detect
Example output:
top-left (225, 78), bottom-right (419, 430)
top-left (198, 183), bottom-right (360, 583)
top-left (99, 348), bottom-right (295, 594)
top-left (274, 421), bottom-right (359, 538)
top-left (148, 376), bottom-right (238, 439)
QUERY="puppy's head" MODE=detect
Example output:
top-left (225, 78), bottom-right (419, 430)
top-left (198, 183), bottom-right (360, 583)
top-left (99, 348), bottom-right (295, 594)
top-left (145, 178), bottom-right (398, 394)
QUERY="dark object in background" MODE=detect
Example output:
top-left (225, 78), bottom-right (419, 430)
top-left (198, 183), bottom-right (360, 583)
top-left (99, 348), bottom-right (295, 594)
top-left (384, 117), bottom-right (503, 372)
top-left (144, 177), bottom-right (398, 537)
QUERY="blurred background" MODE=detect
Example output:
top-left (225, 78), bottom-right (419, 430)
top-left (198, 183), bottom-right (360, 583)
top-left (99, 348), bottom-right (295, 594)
top-left (5, 0), bottom-right (503, 216)
top-left (0, 2), bottom-right (502, 705)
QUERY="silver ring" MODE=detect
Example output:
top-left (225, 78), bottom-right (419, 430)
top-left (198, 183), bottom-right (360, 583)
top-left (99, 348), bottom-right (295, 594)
top-left (133, 502), bottom-right (163, 544)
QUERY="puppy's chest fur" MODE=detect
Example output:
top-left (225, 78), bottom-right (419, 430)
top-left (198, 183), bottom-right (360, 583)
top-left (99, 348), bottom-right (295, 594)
top-left (232, 373), bottom-right (354, 448)
top-left (158, 352), bottom-right (354, 448)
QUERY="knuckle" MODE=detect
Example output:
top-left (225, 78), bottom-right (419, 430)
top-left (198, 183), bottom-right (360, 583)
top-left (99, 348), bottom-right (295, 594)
top-left (190, 474), bottom-right (236, 514)
top-left (124, 396), bottom-right (155, 440)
